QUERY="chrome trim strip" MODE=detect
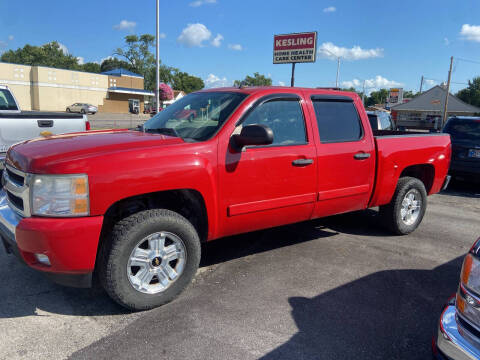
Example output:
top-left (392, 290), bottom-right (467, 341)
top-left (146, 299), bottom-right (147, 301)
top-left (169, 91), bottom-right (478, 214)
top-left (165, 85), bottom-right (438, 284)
top-left (0, 190), bottom-right (20, 243)
top-left (437, 304), bottom-right (480, 360)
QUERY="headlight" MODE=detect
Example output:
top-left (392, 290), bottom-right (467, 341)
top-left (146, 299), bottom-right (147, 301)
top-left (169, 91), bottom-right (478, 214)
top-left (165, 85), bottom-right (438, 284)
top-left (31, 174), bottom-right (89, 217)
top-left (456, 238), bottom-right (480, 325)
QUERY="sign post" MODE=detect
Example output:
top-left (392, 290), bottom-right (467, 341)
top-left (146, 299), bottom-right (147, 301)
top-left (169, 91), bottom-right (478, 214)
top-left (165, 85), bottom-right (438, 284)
top-left (273, 32), bottom-right (317, 87)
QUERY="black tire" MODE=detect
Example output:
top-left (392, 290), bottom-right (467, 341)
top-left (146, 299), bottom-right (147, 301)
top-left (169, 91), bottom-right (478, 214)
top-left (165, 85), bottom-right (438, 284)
top-left (99, 209), bottom-right (201, 310)
top-left (66, 108), bottom-right (71, 113)
top-left (81, 109), bottom-right (86, 114)
top-left (379, 176), bottom-right (427, 235)
top-left (188, 114), bottom-right (194, 122)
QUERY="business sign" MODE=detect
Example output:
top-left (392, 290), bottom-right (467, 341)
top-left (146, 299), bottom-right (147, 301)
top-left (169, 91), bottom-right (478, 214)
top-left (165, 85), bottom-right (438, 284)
top-left (273, 32), bottom-right (317, 64)
top-left (388, 88), bottom-right (403, 104)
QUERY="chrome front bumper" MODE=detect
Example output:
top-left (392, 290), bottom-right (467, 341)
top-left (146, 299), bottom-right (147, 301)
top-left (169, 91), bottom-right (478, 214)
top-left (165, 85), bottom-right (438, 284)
top-left (0, 189), bottom-right (21, 243)
top-left (436, 304), bottom-right (480, 360)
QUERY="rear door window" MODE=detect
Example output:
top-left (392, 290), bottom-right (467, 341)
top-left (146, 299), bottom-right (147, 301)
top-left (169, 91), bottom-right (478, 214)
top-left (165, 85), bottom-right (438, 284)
top-left (312, 99), bottom-right (363, 143)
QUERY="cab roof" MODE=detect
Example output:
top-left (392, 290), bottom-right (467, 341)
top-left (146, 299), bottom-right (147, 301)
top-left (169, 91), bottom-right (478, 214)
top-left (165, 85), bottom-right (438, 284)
top-left (199, 86), bottom-right (359, 99)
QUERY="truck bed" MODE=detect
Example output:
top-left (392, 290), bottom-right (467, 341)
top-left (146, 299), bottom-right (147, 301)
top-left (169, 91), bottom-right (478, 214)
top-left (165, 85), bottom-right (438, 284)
top-left (368, 131), bottom-right (451, 208)
top-left (0, 111), bottom-right (84, 119)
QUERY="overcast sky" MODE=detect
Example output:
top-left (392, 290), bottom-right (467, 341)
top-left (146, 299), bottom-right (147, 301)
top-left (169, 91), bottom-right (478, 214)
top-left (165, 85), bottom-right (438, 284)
top-left (1, 0), bottom-right (480, 93)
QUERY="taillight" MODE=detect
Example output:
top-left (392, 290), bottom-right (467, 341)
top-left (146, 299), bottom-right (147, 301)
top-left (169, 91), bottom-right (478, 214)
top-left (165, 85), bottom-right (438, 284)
top-left (85, 121), bottom-right (91, 131)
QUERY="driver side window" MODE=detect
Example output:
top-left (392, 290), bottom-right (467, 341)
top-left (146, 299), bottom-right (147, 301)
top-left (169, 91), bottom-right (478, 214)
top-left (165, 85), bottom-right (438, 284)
top-left (237, 99), bottom-right (307, 146)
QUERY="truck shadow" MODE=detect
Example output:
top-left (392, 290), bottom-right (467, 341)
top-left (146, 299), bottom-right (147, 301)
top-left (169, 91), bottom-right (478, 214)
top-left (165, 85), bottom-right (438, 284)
top-left (0, 211), bottom-right (427, 319)
top-left (0, 220), bottom-right (338, 319)
top-left (260, 256), bottom-right (463, 360)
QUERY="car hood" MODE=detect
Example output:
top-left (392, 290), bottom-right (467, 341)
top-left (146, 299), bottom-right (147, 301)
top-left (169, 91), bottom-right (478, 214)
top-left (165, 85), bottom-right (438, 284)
top-left (6, 129), bottom-right (184, 173)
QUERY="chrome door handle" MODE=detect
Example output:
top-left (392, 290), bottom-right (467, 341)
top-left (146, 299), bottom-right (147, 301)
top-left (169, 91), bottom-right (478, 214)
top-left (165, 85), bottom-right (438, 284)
top-left (292, 159), bottom-right (314, 166)
top-left (354, 152), bottom-right (371, 160)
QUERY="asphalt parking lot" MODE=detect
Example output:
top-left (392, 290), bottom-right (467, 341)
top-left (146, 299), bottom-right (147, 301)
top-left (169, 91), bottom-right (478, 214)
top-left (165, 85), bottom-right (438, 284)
top-left (1, 181), bottom-right (479, 360)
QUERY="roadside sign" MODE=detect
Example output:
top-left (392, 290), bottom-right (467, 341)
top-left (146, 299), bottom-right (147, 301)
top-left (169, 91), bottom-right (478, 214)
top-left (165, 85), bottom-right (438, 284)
top-left (273, 32), bottom-right (317, 64)
top-left (388, 88), bottom-right (403, 105)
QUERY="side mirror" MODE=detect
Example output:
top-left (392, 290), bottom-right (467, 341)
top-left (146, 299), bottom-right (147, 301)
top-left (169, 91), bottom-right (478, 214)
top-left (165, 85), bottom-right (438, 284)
top-left (232, 124), bottom-right (274, 150)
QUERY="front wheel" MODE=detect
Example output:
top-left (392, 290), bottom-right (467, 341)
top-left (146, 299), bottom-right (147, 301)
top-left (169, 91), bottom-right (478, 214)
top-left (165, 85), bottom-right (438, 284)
top-left (379, 176), bottom-right (427, 235)
top-left (99, 209), bottom-right (201, 310)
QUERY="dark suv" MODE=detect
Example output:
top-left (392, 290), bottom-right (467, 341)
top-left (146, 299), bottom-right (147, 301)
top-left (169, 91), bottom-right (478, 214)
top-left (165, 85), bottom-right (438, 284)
top-left (443, 116), bottom-right (480, 182)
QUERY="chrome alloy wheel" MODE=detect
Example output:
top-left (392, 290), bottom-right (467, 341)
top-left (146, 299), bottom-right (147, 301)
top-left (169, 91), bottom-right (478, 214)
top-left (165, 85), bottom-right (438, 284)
top-left (127, 232), bottom-right (186, 294)
top-left (400, 189), bottom-right (421, 226)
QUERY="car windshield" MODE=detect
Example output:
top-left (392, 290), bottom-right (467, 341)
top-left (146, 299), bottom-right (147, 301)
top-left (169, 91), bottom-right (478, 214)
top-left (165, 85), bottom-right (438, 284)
top-left (143, 92), bottom-right (247, 141)
top-left (0, 89), bottom-right (18, 111)
top-left (444, 118), bottom-right (480, 141)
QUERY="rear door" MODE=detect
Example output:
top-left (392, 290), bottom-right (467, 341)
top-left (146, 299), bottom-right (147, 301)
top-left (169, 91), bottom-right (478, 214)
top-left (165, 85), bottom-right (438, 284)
top-left (217, 93), bottom-right (318, 237)
top-left (307, 95), bottom-right (375, 217)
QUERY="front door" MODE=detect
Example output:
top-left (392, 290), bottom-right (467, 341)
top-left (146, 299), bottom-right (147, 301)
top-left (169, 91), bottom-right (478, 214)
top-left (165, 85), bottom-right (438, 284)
top-left (217, 94), bottom-right (318, 238)
top-left (307, 95), bottom-right (375, 218)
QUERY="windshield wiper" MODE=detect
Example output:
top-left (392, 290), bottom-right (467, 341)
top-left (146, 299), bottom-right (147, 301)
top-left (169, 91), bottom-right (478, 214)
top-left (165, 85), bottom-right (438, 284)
top-left (144, 127), bottom-right (180, 138)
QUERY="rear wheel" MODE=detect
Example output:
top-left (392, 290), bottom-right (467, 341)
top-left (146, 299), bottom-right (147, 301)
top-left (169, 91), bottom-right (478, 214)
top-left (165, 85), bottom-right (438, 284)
top-left (66, 108), bottom-right (71, 113)
top-left (379, 176), bottom-right (427, 235)
top-left (99, 209), bottom-right (201, 310)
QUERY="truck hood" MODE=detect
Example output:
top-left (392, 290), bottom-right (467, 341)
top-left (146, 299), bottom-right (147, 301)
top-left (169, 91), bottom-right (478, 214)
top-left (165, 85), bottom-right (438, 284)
top-left (6, 129), bottom-right (184, 173)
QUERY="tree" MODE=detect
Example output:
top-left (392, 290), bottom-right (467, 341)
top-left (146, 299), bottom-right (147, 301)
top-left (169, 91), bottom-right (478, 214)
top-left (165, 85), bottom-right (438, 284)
top-left (159, 83), bottom-right (174, 101)
top-left (366, 89), bottom-right (389, 107)
top-left (403, 90), bottom-right (418, 99)
top-left (171, 71), bottom-right (204, 93)
top-left (114, 34), bottom-right (155, 79)
top-left (144, 63), bottom-right (178, 92)
top-left (234, 72), bottom-right (272, 87)
top-left (81, 62), bottom-right (101, 73)
top-left (1, 41), bottom-right (80, 70)
top-left (100, 57), bottom-right (134, 73)
top-left (456, 77), bottom-right (480, 108)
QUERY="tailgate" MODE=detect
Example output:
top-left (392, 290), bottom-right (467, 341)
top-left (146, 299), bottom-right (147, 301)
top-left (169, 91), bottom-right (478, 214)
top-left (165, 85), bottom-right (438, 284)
top-left (0, 112), bottom-right (86, 149)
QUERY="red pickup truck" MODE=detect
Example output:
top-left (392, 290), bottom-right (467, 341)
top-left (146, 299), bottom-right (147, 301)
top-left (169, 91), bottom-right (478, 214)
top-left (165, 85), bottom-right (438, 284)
top-left (0, 87), bottom-right (451, 310)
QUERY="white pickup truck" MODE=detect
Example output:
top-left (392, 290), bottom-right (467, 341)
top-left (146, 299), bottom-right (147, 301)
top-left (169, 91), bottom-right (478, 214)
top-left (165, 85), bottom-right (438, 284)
top-left (0, 85), bottom-right (90, 170)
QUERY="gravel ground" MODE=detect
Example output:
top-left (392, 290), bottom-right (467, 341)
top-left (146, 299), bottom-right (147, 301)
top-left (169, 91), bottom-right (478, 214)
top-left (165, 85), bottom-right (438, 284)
top-left (1, 180), bottom-right (479, 360)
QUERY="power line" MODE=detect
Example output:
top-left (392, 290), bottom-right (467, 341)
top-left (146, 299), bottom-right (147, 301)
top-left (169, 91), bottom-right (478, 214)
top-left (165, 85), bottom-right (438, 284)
top-left (455, 57), bottom-right (480, 65)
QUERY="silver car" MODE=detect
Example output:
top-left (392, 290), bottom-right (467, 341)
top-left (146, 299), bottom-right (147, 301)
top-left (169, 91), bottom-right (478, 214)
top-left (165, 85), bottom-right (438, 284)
top-left (66, 103), bottom-right (97, 114)
top-left (434, 237), bottom-right (480, 359)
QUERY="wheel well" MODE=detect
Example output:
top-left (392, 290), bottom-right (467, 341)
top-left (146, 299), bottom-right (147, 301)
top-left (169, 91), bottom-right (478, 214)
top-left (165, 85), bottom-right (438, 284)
top-left (101, 189), bottom-right (208, 243)
top-left (399, 164), bottom-right (435, 193)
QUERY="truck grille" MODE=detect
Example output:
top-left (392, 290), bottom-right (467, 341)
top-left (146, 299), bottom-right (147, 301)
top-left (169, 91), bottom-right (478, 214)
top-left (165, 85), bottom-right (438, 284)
top-left (2, 164), bottom-right (30, 217)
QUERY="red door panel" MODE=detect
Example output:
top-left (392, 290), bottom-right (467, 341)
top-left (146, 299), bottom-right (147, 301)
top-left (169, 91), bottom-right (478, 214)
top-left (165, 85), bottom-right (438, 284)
top-left (217, 94), bottom-right (318, 238)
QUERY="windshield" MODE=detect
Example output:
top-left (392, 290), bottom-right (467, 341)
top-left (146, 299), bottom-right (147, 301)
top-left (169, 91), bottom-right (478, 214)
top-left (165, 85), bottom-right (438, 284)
top-left (0, 89), bottom-right (19, 111)
top-left (143, 92), bottom-right (247, 141)
top-left (444, 118), bottom-right (480, 141)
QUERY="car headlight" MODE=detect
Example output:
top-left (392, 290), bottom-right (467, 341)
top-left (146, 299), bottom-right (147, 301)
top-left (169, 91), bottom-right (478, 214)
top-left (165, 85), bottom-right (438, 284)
top-left (31, 174), bottom-right (89, 217)
top-left (456, 238), bottom-right (480, 325)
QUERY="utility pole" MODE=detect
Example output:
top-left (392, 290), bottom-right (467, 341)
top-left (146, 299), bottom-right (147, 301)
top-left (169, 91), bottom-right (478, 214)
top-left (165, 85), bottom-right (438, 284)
top-left (419, 75), bottom-right (424, 94)
top-left (335, 57), bottom-right (340, 88)
top-left (155, 0), bottom-right (160, 114)
top-left (441, 56), bottom-right (453, 129)
top-left (361, 80), bottom-right (366, 104)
